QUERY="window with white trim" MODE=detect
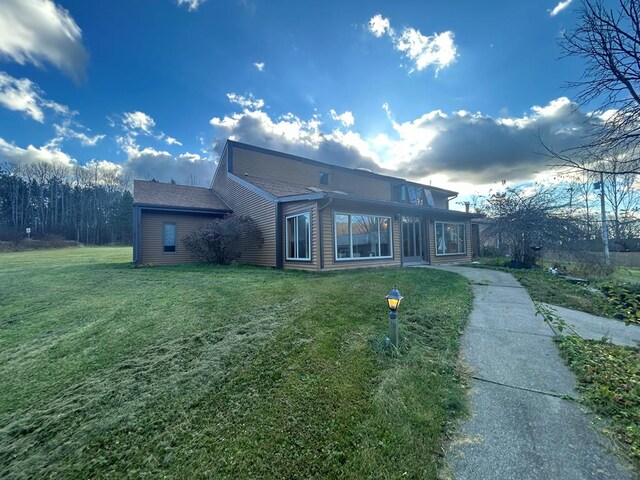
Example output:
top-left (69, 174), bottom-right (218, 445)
top-left (286, 212), bottom-right (311, 261)
top-left (163, 223), bottom-right (176, 253)
top-left (335, 213), bottom-right (392, 260)
top-left (435, 221), bottom-right (466, 255)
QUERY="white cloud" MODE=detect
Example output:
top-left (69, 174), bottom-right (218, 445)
top-left (329, 109), bottom-right (355, 127)
top-left (368, 15), bottom-right (457, 74)
top-left (210, 107), bottom-right (384, 173)
top-left (0, 0), bottom-right (88, 81)
top-left (253, 62), bottom-right (265, 72)
top-left (122, 111), bottom-right (156, 135)
top-left (119, 110), bottom-right (183, 151)
top-left (0, 71), bottom-right (69, 122)
top-left (164, 135), bottom-right (183, 146)
top-left (226, 92), bottom-right (265, 110)
top-left (396, 29), bottom-right (457, 73)
top-left (52, 120), bottom-right (105, 147)
top-left (0, 136), bottom-right (77, 168)
top-left (389, 97), bottom-right (590, 183)
top-left (550, 0), bottom-right (573, 16)
top-left (209, 95), bottom-right (592, 190)
top-left (177, 0), bottom-right (206, 12)
top-left (368, 14), bottom-right (393, 38)
top-left (123, 145), bottom-right (214, 184)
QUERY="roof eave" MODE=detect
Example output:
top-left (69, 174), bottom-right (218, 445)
top-left (134, 203), bottom-right (232, 214)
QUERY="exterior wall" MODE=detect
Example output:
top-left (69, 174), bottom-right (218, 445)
top-left (212, 149), bottom-right (277, 267)
top-left (427, 218), bottom-right (473, 265)
top-left (282, 201), bottom-right (320, 271)
top-left (320, 201), bottom-right (402, 271)
top-left (139, 210), bottom-right (221, 265)
top-left (231, 145), bottom-right (392, 201)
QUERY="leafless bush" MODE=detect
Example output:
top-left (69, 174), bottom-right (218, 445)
top-left (182, 215), bottom-right (263, 264)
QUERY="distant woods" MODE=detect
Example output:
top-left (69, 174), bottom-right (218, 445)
top-left (0, 161), bottom-right (133, 245)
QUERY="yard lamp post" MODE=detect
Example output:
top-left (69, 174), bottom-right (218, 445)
top-left (385, 287), bottom-right (403, 348)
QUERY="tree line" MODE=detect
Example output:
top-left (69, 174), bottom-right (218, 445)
top-left (0, 161), bottom-right (133, 245)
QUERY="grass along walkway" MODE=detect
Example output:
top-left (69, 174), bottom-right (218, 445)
top-left (470, 258), bottom-right (640, 325)
top-left (0, 247), bottom-right (472, 479)
top-left (556, 336), bottom-right (640, 473)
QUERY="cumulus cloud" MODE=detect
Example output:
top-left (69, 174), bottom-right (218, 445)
top-left (0, 0), bottom-right (88, 81)
top-left (550, 0), bottom-right (573, 16)
top-left (177, 0), bottom-right (206, 11)
top-left (391, 97), bottom-right (590, 183)
top-left (210, 105), bottom-right (384, 173)
top-left (226, 92), bottom-right (265, 110)
top-left (0, 136), bottom-right (77, 168)
top-left (253, 62), bottom-right (265, 72)
top-left (122, 111), bottom-right (156, 135)
top-left (0, 71), bottom-right (69, 122)
top-left (119, 110), bottom-right (183, 148)
top-left (329, 109), bottom-right (355, 127)
top-left (122, 146), bottom-right (214, 185)
top-left (209, 94), bottom-right (592, 188)
top-left (368, 14), bottom-right (457, 74)
top-left (368, 14), bottom-right (393, 37)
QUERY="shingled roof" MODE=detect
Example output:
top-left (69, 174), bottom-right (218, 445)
top-left (241, 175), bottom-right (334, 197)
top-left (133, 180), bottom-right (231, 211)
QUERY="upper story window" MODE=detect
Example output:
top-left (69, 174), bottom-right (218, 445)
top-left (392, 184), bottom-right (436, 207)
top-left (319, 172), bottom-right (330, 185)
top-left (286, 212), bottom-right (311, 261)
top-left (163, 223), bottom-right (176, 253)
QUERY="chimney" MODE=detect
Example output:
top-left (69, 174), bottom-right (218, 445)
top-left (464, 201), bottom-right (470, 213)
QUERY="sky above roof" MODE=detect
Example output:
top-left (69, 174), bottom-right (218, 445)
top-left (0, 0), bottom-right (600, 205)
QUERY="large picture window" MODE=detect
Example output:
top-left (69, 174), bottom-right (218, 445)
top-left (435, 221), bottom-right (466, 256)
top-left (163, 223), bottom-right (176, 253)
top-left (335, 213), bottom-right (392, 260)
top-left (286, 212), bottom-right (311, 261)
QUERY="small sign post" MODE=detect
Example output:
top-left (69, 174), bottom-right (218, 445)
top-left (26, 227), bottom-right (31, 239)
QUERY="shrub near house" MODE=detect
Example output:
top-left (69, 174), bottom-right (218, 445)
top-left (182, 215), bottom-right (263, 264)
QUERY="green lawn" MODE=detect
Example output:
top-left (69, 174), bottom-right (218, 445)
top-left (0, 247), bottom-right (472, 479)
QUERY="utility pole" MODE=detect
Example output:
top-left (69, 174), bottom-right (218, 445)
top-left (599, 171), bottom-right (611, 267)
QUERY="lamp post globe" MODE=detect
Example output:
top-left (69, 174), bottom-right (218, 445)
top-left (385, 287), bottom-right (403, 348)
top-left (386, 288), bottom-right (403, 312)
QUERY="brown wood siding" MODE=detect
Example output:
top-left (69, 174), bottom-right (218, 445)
top-left (428, 219), bottom-right (473, 265)
top-left (139, 210), bottom-right (221, 265)
top-left (320, 202), bottom-right (401, 271)
top-left (212, 151), bottom-right (277, 267)
top-left (232, 145), bottom-right (392, 201)
top-left (282, 201), bottom-right (319, 271)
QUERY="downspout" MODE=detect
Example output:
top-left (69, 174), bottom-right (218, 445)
top-left (398, 213), bottom-right (404, 267)
top-left (133, 206), bottom-right (141, 265)
top-left (275, 202), bottom-right (283, 269)
top-left (317, 197), bottom-right (333, 270)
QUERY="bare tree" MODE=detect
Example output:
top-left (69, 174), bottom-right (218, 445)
top-left (484, 186), bottom-right (581, 268)
top-left (549, 0), bottom-right (640, 175)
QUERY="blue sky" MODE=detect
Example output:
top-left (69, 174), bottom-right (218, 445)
top-left (0, 0), bottom-right (597, 201)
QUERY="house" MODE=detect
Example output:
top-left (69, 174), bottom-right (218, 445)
top-left (133, 140), bottom-right (476, 269)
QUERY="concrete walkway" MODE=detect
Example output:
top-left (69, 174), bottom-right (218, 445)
top-left (432, 266), bottom-right (635, 480)
top-left (541, 303), bottom-right (640, 348)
